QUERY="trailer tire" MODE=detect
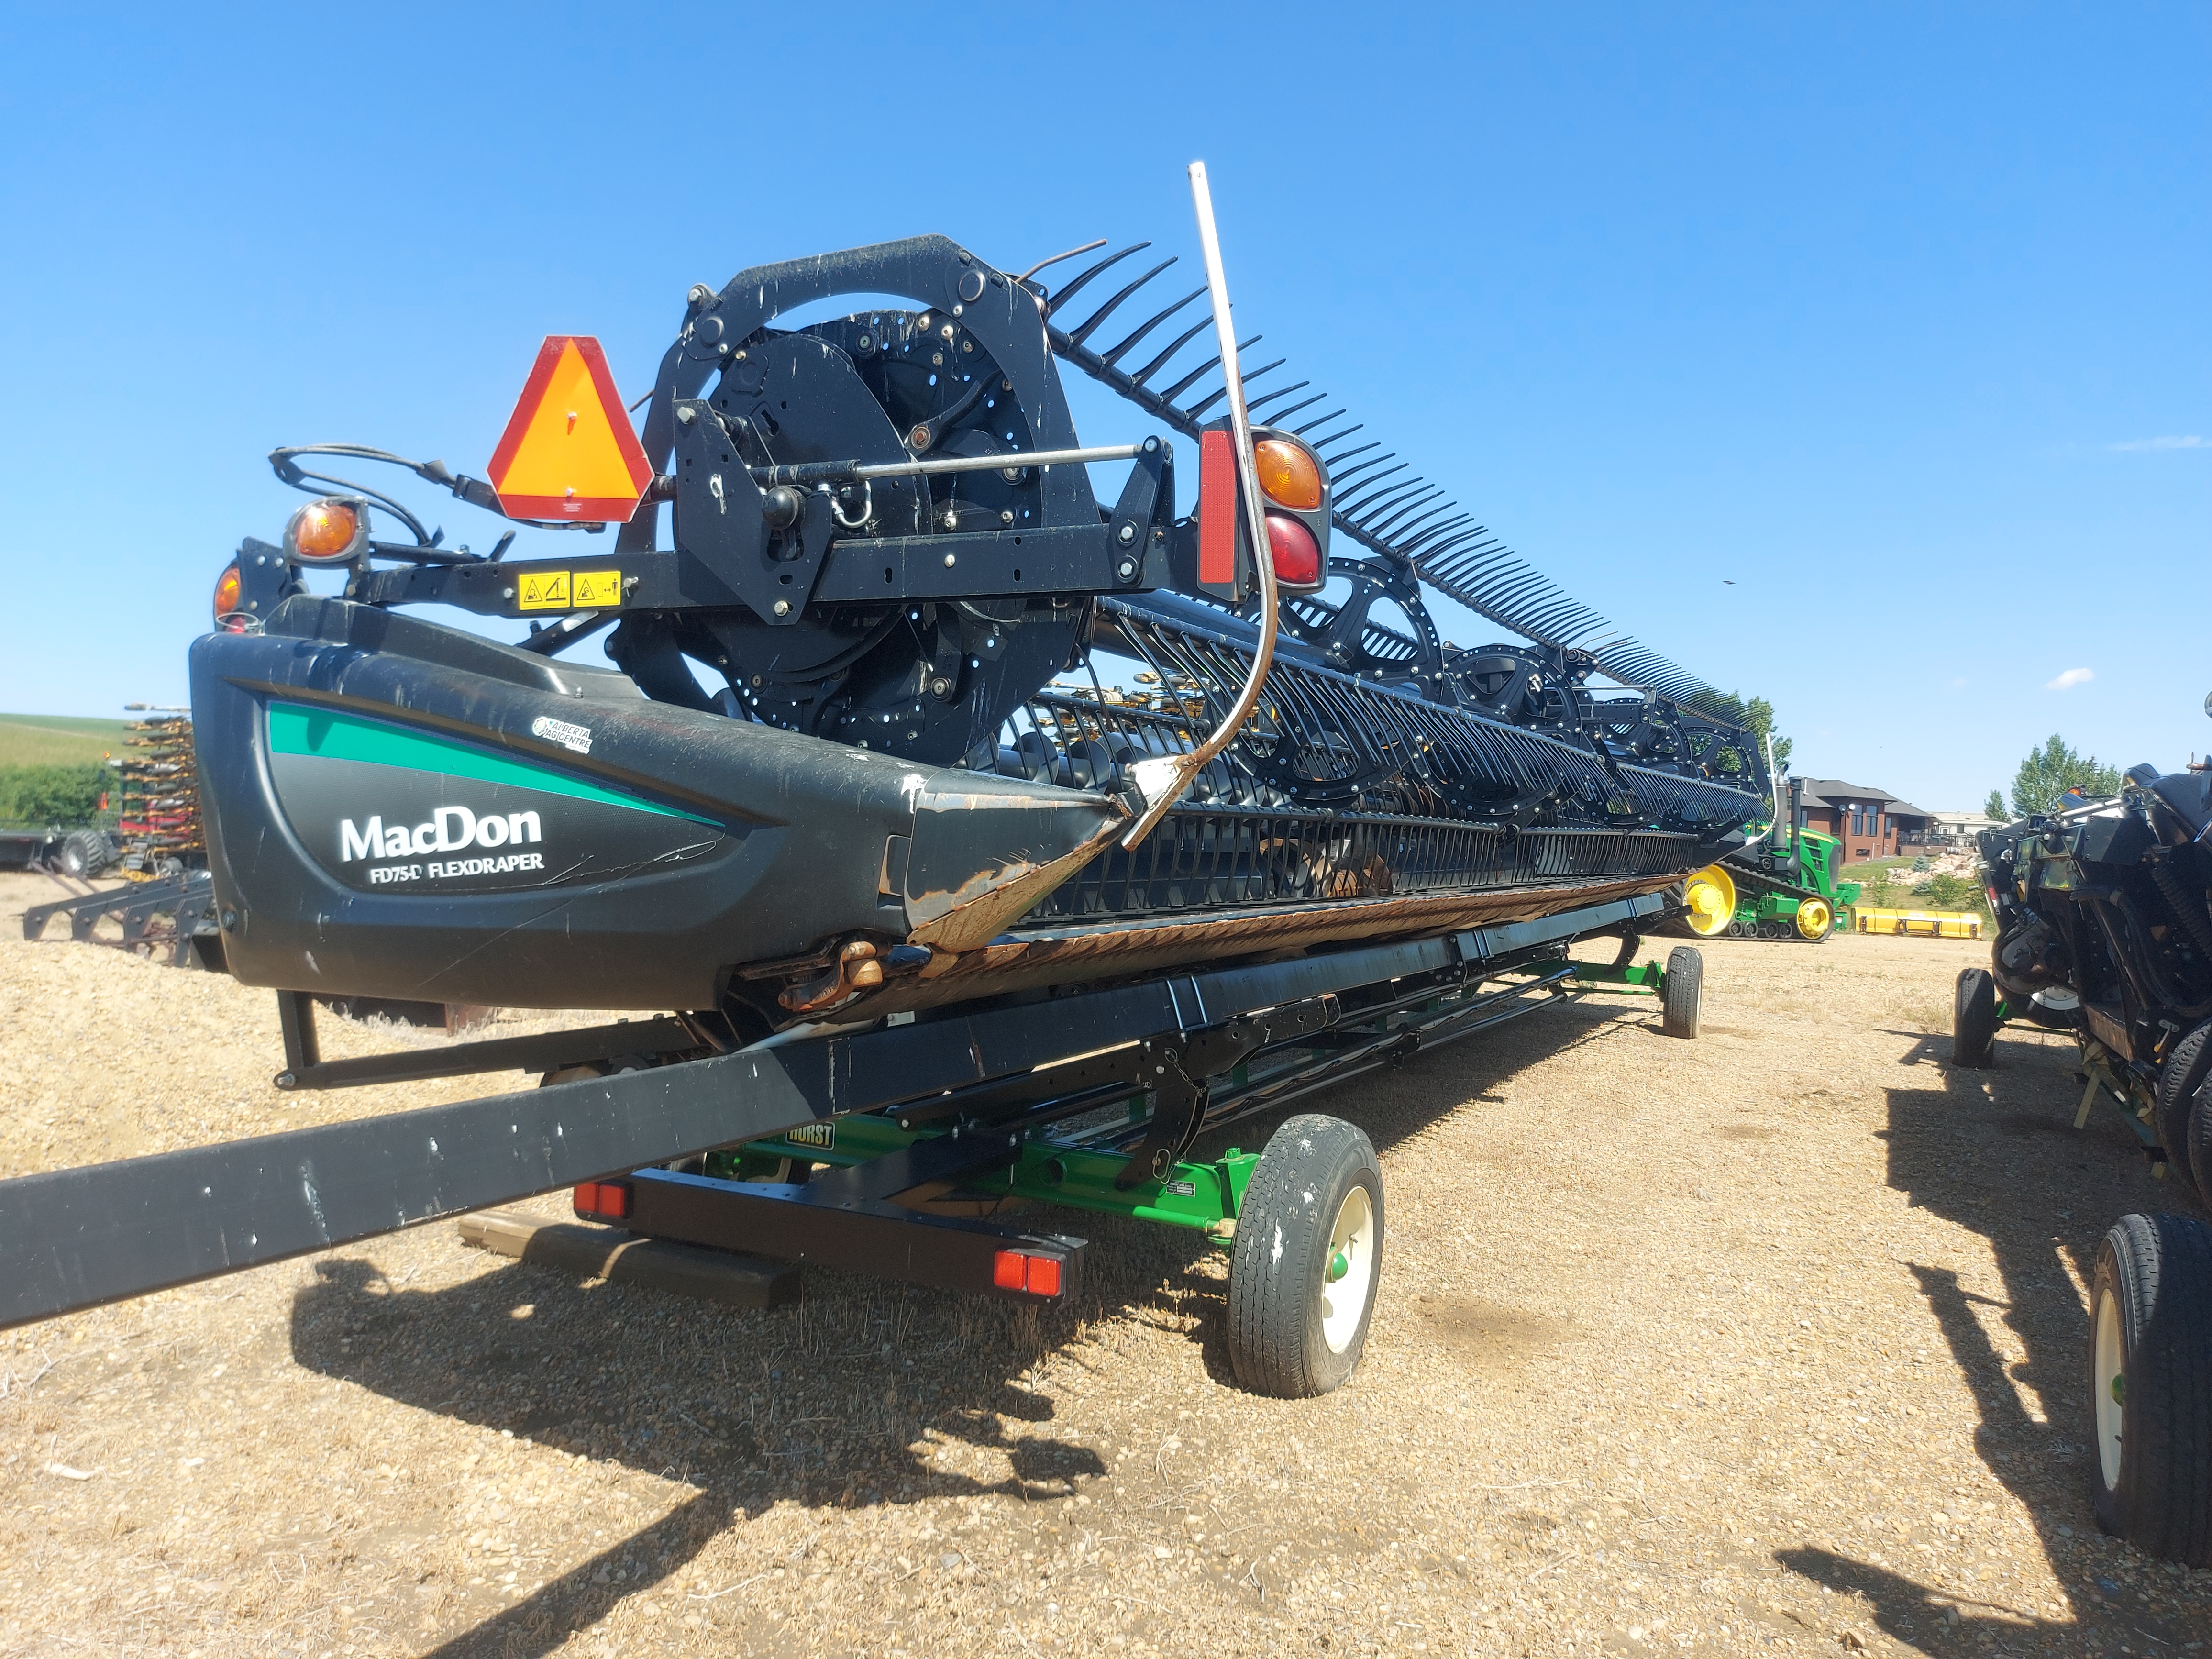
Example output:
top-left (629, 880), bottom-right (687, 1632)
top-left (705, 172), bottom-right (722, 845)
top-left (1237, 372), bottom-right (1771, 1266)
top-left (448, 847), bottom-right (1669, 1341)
top-left (1952, 968), bottom-right (1997, 1069)
top-left (1661, 946), bottom-right (1702, 1039)
top-left (2154, 1022), bottom-right (2212, 1200)
top-left (2089, 1214), bottom-right (2212, 1566)
top-left (1226, 1115), bottom-right (1382, 1398)
top-left (58, 830), bottom-right (112, 879)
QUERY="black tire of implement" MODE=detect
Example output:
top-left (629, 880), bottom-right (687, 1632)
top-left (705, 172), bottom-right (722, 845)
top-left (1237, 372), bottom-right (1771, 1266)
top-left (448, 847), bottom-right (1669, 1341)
top-left (2089, 1214), bottom-right (2212, 1566)
top-left (2194, 1088), bottom-right (2212, 1220)
top-left (58, 829), bottom-right (110, 879)
top-left (2154, 1021), bottom-right (2212, 1201)
top-left (1952, 967), bottom-right (1997, 1070)
top-left (1226, 1114), bottom-right (1384, 1398)
top-left (1662, 946), bottom-right (1703, 1039)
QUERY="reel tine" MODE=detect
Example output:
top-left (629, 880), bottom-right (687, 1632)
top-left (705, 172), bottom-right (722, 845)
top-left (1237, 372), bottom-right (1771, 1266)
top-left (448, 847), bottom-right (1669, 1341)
top-left (1329, 455), bottom-right (1403, 493)
top-left (1180, 354), bottom-right (1282, 418)
top-left (1066, 257), bottom-right (1179, 346)
top-left (1367, 488), bottom-right (1447, 538)
top-left (1130, 314), bottom-right (1219, 387)
top-left (1101, 287), bottom-right (1207, 366)
top-left (1045, 242), bottom-right (1151, 317)
top-left (1317, 438), bottom-right (1378, 467)
top-left (1394, 506), bottom-right (1464, 545)
top-left (1342, 476), bottom-right (1427, 522)
top-left (1295, 411), bottom-right (1351, 440)
top-left (1244, 379), bottom-right (1312, 418)
top-left (1400, 514), bottom-right (1473, 552)
top-left (1157, 336), bottom-right (1262, 406)
top-left (1261, 392), bottom-right (1327, 427)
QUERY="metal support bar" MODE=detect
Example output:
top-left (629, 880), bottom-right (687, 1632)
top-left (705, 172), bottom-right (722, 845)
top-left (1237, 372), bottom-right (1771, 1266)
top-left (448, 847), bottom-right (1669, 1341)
top-left (0, 1046), bottom-right (835, 1331)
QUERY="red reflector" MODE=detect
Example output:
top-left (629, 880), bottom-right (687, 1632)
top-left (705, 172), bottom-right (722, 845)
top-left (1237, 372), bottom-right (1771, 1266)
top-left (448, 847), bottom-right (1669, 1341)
top-left (1265, 513), bottom-right (1321, 588)
top-left (574, 1181), bottom-right (630, 1218)
top-left (992, 1249), bottom-right (1064, 1296)
top-left (1199, 429), bottom-right (1236, 586)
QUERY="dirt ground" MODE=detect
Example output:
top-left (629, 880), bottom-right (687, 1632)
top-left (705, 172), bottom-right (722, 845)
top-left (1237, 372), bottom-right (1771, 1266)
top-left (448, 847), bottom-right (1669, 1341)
top-left (3, 869), bottom-right (2209, 1658)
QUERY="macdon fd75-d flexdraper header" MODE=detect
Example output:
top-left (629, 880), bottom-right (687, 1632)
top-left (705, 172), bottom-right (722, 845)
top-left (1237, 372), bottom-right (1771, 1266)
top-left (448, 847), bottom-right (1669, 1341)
top-left (6, 171), bottom-right (1770, 1395)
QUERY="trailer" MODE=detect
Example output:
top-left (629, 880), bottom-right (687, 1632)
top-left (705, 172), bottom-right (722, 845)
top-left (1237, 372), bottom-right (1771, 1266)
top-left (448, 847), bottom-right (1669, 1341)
top-left (0, 894), bottom-right (1697, 1396)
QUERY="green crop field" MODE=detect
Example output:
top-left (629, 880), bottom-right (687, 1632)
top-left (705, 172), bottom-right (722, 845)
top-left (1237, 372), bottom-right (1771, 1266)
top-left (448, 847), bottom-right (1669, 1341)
top-left (0, 713), bottom-right (134, 769)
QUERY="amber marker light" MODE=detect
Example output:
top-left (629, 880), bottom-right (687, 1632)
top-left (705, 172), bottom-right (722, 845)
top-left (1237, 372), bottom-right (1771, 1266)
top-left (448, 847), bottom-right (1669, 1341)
top-left (285, 497), bottom-right (367, 565)
top-left (1254, 437), bottom-right (1323, 510)
top-left (212, 562), bottom-right (243, 625)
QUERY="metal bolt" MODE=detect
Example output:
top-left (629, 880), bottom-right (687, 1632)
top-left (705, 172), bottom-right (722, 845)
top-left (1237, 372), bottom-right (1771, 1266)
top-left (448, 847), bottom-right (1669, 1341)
top-left (221, 909), bottom-right (237, 930)
top-left (773, 599), bottom-right (790, 616)
top-left (501, 587), bottom-right (515, 600)
top-left (676, 405), bottom-right (696, 424)
top-left (1117, 559), bottom-right (1137, 580)
top-left (733, 349), bottom-right (747, 362)
top-left (941, 323), bottom-right (954, 340)
top-left (688, 284), bottom-right (714, 306)
top-left (951, 302), bottom-right (965, 316)
top-left (929, 677), bottom-right (951, 697)
top-left (276, 1072), bottom-right (296, 1089)
top-left (931, 352), bottom-right (943, 367)
top-left (943, 552), bottom-right (957, 566)
top-left (1000, 509), bottom-right (1014, 525)
top-left (1117, 522), bottom-right (1136, 545)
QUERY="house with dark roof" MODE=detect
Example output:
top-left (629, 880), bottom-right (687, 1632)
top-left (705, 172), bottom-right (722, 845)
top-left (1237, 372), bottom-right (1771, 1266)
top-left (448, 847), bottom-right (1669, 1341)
top-left (1791, 778), bottom-right (1935, 864)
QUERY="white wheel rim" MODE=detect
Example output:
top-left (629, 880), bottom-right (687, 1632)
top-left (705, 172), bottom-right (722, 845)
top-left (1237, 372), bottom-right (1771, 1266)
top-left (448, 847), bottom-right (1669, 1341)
top-left (1319, 1185), bottom-right (1376, 1354)
top-left (2094, 1287), bottom-right (2124, 1491)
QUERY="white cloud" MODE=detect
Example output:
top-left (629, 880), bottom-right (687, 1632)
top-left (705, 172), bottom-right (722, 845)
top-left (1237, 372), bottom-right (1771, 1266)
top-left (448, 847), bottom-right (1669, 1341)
top-left (2046, 667), bottom-right (2094, 691)
top-left (2109, 435), bottom-right (2209, 452)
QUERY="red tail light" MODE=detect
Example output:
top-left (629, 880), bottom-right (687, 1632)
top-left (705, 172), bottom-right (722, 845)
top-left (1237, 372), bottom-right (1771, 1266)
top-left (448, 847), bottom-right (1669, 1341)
top-left (1265, 513), bottom-right (1322, 589)
top-left (573, 1180), bottom-right (630, 1219)
top-left (992, 1249), bottom-right (1064, 1297)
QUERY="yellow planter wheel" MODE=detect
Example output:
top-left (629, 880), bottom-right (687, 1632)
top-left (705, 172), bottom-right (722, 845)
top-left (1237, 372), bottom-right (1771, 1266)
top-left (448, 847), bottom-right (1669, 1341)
top-left (1795, 897), bottom-right (1832, 940)
top-left (1683, 864), bottom-right (1737, 937)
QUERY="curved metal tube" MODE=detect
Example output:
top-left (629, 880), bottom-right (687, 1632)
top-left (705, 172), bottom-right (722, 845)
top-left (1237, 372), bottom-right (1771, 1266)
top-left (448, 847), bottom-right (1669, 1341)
top-left (1119, 161), bottom-right (1281, 852)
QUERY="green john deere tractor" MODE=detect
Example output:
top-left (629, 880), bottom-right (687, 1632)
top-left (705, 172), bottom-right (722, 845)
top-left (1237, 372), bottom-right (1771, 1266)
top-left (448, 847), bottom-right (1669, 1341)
top-left (1681, 778), bottom-right (1863, 942)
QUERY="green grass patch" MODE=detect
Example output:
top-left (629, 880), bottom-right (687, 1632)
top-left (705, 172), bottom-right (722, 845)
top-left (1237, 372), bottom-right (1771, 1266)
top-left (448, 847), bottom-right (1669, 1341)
top-left (0, 713), bottom-right (133, 769)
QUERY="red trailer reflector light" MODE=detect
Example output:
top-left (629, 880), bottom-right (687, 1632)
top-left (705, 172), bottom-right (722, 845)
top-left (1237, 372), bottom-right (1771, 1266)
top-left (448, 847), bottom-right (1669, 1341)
top-left (992, 1249), bottom-right (1064, 1296)
top-left (1198, 429), bottom-right (1236, 586)
top-left (573, 1181), bottom-right (630, 1219)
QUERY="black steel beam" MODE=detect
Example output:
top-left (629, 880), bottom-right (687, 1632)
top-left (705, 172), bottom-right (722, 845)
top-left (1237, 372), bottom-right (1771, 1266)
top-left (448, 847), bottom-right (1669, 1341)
top-left (0, 1048), bottom-right (830, 1332)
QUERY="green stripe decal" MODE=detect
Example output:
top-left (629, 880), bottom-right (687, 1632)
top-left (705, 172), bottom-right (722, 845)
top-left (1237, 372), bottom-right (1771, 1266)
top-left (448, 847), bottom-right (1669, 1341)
top-left (266, 703), bottom-right (711, 823)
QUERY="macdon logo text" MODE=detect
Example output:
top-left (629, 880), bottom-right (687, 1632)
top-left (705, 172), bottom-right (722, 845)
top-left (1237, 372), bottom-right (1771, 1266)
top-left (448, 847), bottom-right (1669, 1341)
top-left (341, 807), bottom-right (542, 862)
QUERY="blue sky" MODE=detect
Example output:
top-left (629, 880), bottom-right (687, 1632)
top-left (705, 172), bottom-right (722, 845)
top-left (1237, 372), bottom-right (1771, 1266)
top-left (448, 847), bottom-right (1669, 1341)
top-left (0, 4), bottom-right (2202, 811)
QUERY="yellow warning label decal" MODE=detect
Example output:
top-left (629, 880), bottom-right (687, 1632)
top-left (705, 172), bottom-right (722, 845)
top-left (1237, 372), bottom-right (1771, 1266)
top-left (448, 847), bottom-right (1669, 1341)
top-left (517, 570), bottom-right (572, 611)
top-left (572, 569), bottom-right (624, 608)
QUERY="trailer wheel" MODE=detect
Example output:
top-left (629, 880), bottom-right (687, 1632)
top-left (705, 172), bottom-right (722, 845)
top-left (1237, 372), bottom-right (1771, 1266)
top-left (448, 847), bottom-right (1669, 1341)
top-left (1952, 968), bottom-right (1997, 1069)
top-left (2154, 1021), bottom-right (2212, 1200)
top-left (1226, 1115), bottom-right (1383, 1398)
top-left (2089, 1214), bottom-right (2212, 1566)
top-left (1661, 946), bottom-right (1702, 1039)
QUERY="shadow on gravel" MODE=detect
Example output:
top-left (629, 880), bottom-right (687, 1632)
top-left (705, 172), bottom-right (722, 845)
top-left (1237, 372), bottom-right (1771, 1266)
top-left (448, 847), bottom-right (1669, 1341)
top-left (1777, 1023), bottom-right (2212, 1654)
top-left (287, 989), bottom-right (1651, 1656)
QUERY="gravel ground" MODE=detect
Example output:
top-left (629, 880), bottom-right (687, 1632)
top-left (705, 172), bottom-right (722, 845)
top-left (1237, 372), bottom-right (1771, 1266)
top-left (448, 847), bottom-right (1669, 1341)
top-left (2, 869), bottom-right (2209, 1658)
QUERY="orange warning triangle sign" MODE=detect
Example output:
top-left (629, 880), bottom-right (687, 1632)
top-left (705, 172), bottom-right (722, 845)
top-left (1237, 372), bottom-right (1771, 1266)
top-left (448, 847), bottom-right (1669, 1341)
top-left (486, 336), bottom-right (653, 522)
